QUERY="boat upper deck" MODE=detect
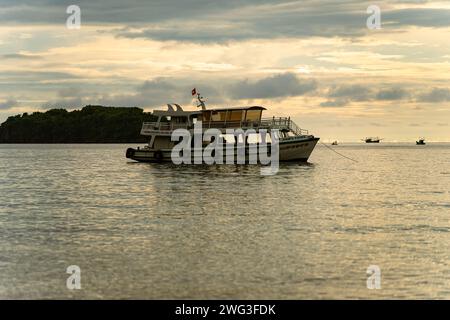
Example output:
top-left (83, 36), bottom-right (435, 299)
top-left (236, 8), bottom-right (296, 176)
top-left (140, 105), bottom-right (309, 136)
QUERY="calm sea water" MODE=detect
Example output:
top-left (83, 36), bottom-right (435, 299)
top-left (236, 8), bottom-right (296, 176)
top-left (0, 143), bottom-right (449, 299)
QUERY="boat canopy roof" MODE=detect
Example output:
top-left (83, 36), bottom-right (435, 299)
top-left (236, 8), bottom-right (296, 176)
top-left (204, 106), bottom-right (266, 112)
top-left (153, 109), bottom-right (199, 117)
top-left (152, 105), bottom-right (266, 117)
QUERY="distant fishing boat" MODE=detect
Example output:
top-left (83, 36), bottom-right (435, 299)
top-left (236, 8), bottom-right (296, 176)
top-left (331, 141), bottom-right (338, 146)
top-left (363, 137), bottom-right (382, 143)
top-left (416, 138), bottom-right (426, 145)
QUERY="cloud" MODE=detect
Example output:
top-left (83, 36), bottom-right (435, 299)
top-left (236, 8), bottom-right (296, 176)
top-left (384, 8), bottom-right (450, 28)
top-left (320, 99), bottom-right (348, 108)
top-left (109, 79), bottom-right (193, 107)
top-left (2, 1), bottom-right (449, 43)
top-left (2, 53), bottom-right (42, 60)
top-left (328, 84), bottom-right (373, 101)
top-left (40, 74), bottom-right (318, 109)
top-left (41, 77), bottom-right (226, 109)
top-left (320, 84), bottom-right (373, 107)
top-left (115, 78), bottom-right (224, 107)
top-left (111, 5), bottom-right (450, 43)
top-left (228, 73), bottom-right (317, 99)
top-left (321, 84), bottom-right (413, 106)
top-left (0, 0), bottom-right (283, 25)
top-left (0, 71), bottom-right (81, 83)
top-left (57, 87), bottom-right (83, 98)
top-left (418, 88), bottom-right (450, 102)
top-left (0, 99), bottom-right (18, 110)
top-left (42, 97), bottom-right (84, 110)
top-left (114, 2), bottom-right (368, 43)
top-left (370, 122), bottom-right (387, 127)
top-left (375, 87), bottom-right (409, 100)
top-left (393, 0), bottom-right (428, 3)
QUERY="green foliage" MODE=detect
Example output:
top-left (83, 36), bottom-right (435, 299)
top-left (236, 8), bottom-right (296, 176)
top-left (0, 105), bottom-right (157, 143)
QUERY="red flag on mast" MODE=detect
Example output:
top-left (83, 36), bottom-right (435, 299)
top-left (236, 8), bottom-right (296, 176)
top-left (191, 88), bottom-right (197, 96)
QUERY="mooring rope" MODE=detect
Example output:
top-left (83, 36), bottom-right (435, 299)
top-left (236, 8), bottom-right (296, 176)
top-left (319, 141), bottom-right (359, 163)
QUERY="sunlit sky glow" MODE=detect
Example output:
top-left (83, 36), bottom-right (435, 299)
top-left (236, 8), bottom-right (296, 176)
top-left (1, 0), bottom-right (449, 141)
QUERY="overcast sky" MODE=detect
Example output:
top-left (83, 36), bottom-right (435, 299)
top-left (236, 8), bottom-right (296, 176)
top-left (1, 0), bottom-right (449, 141)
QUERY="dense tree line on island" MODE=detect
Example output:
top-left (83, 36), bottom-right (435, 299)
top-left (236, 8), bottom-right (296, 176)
top-left (0, 105), bottom-right (158, 143)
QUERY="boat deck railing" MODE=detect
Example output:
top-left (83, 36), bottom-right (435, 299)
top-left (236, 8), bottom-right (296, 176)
top-left (141, 117), bottom-right (309, 136)
top-left (260, 117), bottom-right (309, 136)
top-left (141, 122), bottom-right (189, 135)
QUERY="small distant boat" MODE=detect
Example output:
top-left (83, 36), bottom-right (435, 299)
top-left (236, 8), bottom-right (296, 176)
top-left (363, 137), bottom-right (382, 143)
top-left (331, 141), bottom-right (338, 146)
top-left (416, 138), bottom-right (426, 145)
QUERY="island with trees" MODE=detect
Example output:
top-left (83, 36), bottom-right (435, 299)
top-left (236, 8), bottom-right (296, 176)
top-left (0, 105), bottom-right (158, 143)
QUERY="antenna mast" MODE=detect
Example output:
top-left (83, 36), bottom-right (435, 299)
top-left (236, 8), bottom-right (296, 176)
top-left (196, 92), bottom-right (206, 110)
top-left (192, 88), bottom-right (206, 110)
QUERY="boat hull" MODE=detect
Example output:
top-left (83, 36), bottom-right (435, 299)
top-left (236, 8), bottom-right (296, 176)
top-left (126, 136), bottom-right (319, 163)
top-left (278, 136), bottom-right (319, 161)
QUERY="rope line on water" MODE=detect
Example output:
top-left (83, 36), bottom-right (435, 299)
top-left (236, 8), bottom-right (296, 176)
top-left (319, 141), bottom-right (359, 163)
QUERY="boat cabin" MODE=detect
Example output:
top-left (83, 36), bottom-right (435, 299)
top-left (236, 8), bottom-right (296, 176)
top-left (201, 106), bottom-right (265, 128)
top-left (140, 104), bottom-right (308, 149)
top-left (141, 105), bottom-right (267, 135)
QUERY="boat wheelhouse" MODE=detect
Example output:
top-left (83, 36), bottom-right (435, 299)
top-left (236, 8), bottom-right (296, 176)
top-left (126, 96), bottom-right (319, 163)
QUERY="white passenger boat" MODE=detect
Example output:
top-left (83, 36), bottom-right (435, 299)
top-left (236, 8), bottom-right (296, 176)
top-left (126, 93), bottom-right (319, 163)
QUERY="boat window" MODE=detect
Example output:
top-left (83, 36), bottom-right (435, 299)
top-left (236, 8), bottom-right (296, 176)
top-left (202, 111), bottom-right (211, 122)
top-left (172, 116), bottom-right (187, 123)
top-left (211, 111), bottom-right (219, 121)
top-left (221, 134), bottom-right (235, 143)
top-left (246, 133), bottom-right (259, 144)
top-left (211, 111), bottom-right (227, 122)
top-left (227, 110), bottom-right (244, 122)
top-left (245, 110), bottom-right (262, 121)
